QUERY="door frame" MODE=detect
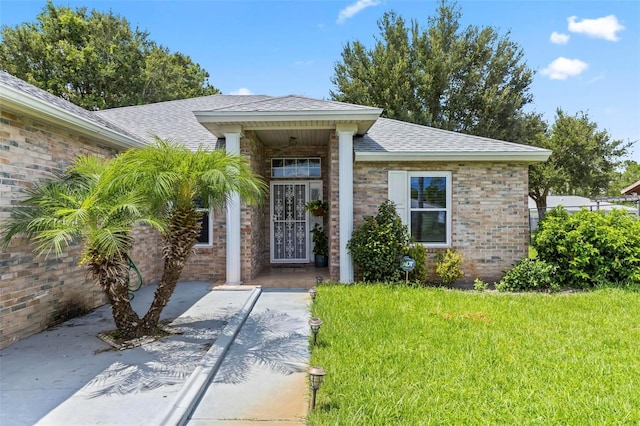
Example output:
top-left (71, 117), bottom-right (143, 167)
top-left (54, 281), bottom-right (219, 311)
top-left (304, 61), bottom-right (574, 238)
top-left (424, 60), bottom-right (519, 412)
top-left (270, 180), bottom-right (310, 263)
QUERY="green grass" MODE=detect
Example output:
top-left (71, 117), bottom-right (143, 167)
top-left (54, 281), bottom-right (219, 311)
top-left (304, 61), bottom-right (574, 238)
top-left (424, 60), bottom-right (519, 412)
top-left (308, 285), bottom-right (640, 425)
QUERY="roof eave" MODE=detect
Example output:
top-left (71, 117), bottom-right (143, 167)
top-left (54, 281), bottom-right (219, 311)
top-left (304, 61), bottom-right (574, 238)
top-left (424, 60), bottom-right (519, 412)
top-left (0, 83), bottom-right (145, 150)
top-left (355, 150), bottom-right (552, 162)
top-left (194, 109), bottom-right (383, 137)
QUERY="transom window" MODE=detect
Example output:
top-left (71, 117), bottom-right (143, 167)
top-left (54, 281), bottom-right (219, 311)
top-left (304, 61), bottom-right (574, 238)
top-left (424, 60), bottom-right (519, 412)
top-left (409, 172), bottom-right (452, 245)
top-left (271, 158), bottom-right (321, 178)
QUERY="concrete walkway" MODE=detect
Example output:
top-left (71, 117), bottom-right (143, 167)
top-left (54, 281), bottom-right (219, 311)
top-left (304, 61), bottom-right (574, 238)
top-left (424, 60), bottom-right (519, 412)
top-left (0, 282), bottom-right (312, 425)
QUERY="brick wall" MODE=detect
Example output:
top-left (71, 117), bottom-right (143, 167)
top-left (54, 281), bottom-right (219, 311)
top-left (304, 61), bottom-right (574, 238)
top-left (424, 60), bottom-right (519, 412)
top-left (353, 161), bottom-right (530, 283)
top-left (0, 109), bottom-right (164, 349)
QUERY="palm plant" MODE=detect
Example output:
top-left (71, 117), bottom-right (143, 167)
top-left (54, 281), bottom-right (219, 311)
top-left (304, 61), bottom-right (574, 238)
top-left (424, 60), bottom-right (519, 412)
top-left (2, 155), bottom-right (163, 336)
top-left (113, 137), bottom-right (266, 334)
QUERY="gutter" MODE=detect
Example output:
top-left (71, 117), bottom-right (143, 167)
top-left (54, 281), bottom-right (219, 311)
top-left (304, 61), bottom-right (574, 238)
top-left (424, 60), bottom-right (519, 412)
top-left (355, 150), bottom-right (552, 163)
top-left (0, 82), bottom-right (145, 150)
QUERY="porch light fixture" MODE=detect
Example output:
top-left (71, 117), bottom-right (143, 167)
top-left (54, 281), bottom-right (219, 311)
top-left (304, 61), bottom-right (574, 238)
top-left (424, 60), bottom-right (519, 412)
top-left (309, 287), bottom-right (317, 301)
top-left (308, 366), bottom-right (326, 411)
top-left (309, 317), bottom-right (323, 346)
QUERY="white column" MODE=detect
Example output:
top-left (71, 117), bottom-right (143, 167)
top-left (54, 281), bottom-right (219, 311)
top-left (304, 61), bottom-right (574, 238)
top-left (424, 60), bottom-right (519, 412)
top-left (337, 124), bottom-right (358, 283)
top-left (224, 127), bottom-right (242, 285)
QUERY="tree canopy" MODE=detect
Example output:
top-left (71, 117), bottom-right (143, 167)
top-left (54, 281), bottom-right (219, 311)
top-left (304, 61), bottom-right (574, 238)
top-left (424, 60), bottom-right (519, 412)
top-left (527, 109), bottom-right (630, 217)
top-left (0, 0), bottom-right (219, 110)
top-left (330, 0), bottom-right (534, 142)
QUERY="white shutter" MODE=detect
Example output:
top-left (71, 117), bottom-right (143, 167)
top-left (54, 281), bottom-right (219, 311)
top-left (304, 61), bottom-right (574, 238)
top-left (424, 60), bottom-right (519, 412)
top-left (388, 170), bottom-right (408, 225)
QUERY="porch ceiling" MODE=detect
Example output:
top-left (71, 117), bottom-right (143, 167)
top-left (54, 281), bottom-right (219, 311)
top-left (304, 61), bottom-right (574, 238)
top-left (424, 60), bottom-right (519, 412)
top-left (254, 128), bottom-right (333, 146)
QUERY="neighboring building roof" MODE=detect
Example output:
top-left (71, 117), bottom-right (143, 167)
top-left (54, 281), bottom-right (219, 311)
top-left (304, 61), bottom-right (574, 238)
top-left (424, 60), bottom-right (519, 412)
top-left (0, 71), bottom-right (145, 149)
top-left (621, 180), bottom-right (640, 195)
top-left (356, 118), bottom-right (551, 162)
top-left (528, 195), bottom-right (635, 213)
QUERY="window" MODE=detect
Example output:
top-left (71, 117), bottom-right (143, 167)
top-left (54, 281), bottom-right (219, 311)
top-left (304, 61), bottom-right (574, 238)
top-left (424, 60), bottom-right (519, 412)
top-left (272, 158), bottom-right (321, 178)
top-left (388, 171), bottom-right (452, 247)
top-left (194, 199), bottom-right (213, 246)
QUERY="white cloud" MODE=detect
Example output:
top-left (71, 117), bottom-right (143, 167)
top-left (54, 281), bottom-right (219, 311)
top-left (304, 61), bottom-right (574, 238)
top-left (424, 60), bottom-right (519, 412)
top-left (229, 88), bottom-right (254, 95)
top-left (541, 57), bottom-right (588, 80)
top-left (567, 15), bottom-right (625, 41)
top-left (337, 0), bottom-right (380, 24)
top-left (550, 31), bottom-right (570, 45)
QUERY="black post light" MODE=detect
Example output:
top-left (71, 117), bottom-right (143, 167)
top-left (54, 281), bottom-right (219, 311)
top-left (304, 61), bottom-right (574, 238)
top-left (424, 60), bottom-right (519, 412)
top-left (316, 275), bottom-right (324, 285)
top-left (308, 366), bottom-right (326, 411)
top-left (309, 287), bottom-right (317, 301)
top-left (309, 317), bottom-right (323, 346)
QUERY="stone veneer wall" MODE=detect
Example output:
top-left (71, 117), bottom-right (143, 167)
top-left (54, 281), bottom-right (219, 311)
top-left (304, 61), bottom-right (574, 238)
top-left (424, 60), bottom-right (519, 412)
top-left (0, 109), bottom-right (163, 349)
top-left (352, 161), bottom-right (530, 283)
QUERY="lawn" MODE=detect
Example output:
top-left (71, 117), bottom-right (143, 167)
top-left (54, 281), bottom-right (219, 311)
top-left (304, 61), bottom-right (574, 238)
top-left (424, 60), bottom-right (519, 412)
top-left (308, 285), bottom-right (640, 425)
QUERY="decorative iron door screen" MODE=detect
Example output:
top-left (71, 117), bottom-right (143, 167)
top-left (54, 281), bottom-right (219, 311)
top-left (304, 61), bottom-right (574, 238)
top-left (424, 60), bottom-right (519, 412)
top-left (271, 182), bottom-right (309, 262)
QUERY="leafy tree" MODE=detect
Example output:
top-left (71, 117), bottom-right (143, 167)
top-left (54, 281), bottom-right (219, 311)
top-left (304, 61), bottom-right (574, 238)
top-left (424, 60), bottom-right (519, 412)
top-left (527, 109), bottom-right (630, 218)
top-left (0, 0), bottom-right (218, 110)
top-left (331, 0), bottom-right (534, 141)
top-left (3, 139), bottom-right (266, 339)
top-left (608, 160), bottom-right (640, 195)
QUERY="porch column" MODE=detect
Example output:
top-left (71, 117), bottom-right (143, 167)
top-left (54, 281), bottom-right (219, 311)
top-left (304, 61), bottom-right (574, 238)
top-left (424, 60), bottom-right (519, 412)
top-left (337, 124), bottom-right (358, 283)
top-left (224, 126), bottom-right (242, 285)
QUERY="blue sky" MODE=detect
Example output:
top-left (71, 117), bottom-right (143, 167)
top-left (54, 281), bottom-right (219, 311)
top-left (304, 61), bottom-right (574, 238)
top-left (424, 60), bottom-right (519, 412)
top-left (2, 0), bottom-right (639, 161)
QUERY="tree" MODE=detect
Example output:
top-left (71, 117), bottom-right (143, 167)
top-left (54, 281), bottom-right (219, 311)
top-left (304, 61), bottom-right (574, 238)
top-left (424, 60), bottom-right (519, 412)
top-left (1, 156), bottom-right (163, 335)
top-left (330, 0), bottom-right (534, 142)
top-left (528, 109), bottom-right (630, 219)
top-left (112, 138), bottom-right (266, 334)
top-left (3, 140), bottom-right (266, 339)
top-left (608, 160), bottom-right (640, 195)
top-left (0, 0), bottom-right (218, 110)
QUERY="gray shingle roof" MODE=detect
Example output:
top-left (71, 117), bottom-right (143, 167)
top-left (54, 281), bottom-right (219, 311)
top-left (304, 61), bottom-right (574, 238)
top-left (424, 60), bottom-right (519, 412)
top-left (0, 71), bottom-right (146, 146)
top-left (97, 95), bottom-right (272, 150)
top-left (355, 117), bottom-right (549, 154)
top-left (203, 95), bottom-right (380, 112)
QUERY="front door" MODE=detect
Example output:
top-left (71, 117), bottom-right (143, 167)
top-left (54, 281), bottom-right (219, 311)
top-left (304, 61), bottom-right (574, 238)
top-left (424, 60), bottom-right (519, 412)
top-left (271, 182), bottom-right (309, 263)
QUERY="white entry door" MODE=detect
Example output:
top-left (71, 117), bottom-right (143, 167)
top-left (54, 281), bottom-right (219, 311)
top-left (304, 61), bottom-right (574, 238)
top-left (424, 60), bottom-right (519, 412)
top-left (271, 182), bottom-right (309, 263)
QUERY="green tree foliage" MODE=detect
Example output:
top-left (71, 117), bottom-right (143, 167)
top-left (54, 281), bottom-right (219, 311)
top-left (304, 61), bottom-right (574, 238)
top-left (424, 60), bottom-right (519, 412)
top-left (330, 0), bottom-right (534, 141)
top-left (0, 0), bottom-right (219, 110)
top-left (348, 200), bottom-right (410, 282)
top-left (435, 248), bottom-right (464, 285)
top-left (532, 207), bottom-right (640, 289)
top-left (608, 160), bottom-right (640, 195)
top-left (527, 109), bottom-right (630, 218)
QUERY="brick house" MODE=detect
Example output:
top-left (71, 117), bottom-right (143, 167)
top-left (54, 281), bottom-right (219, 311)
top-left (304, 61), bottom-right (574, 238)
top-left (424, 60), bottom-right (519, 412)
top-left (1, 72), bottom-right (550, 347)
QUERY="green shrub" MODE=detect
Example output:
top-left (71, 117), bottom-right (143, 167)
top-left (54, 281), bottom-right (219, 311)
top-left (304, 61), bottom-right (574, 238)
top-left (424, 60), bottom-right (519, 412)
top-left (435, 249), bottom-right (464, 285)
top-left (348, 200), bottom-right (410, 282)
top-left (496, 258), bottom-right (559, 292)
top-left (406, 243), bottom-right (429, 285)
top-left (473, 278), bottom-right (489, 291)
top-left (533, 207), bottom-right (640, 289)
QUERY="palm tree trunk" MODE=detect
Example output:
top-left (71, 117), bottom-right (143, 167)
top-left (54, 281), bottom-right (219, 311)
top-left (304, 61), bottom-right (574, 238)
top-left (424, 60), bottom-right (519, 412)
top-left (139, 206), bottom-right (201, 334)
top-left (88, 257), bottom-right (142, 337)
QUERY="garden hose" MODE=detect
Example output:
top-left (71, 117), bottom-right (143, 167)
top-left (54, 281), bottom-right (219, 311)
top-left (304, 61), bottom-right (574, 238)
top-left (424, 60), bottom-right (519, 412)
top-left (127, 256), bottom-right (143, 300)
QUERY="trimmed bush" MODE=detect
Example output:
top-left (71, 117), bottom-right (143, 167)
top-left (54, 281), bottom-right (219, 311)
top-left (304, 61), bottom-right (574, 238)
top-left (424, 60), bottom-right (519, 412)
top-left (435, 248), bottom-right (464, 285)
top-left (348, 200), bottom-right (410, 282)
top-left (533, 207), bottom-right (640, 288)
top-left (496, 258), bottom-right (559, 292)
